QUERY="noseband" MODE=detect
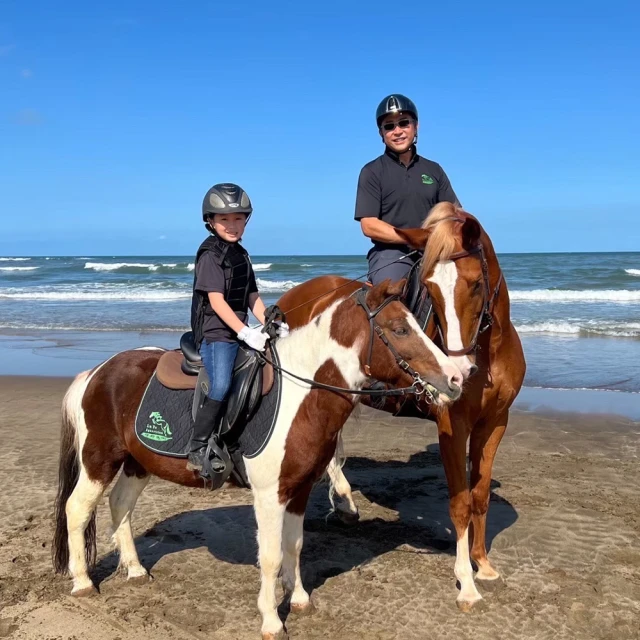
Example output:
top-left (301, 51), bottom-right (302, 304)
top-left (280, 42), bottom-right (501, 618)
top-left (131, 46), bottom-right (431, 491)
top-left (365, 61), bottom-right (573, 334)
top-left (431, 243), bottom-right (503, 357)
top-left (354, 288), bottom-right (432, 399)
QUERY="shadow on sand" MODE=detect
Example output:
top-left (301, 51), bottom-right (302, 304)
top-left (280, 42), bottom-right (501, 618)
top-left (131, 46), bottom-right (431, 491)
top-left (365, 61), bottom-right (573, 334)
top-left (94, 442), bottom-right (518, 599)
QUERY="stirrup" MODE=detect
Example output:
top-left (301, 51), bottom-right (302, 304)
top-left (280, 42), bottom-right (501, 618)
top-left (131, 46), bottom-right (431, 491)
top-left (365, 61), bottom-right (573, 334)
top-left (200, 436), bottom-right (234, 490)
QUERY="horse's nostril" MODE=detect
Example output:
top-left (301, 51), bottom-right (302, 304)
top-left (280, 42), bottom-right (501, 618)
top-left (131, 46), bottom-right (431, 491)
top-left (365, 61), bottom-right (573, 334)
top-left (468, 364), bottom-right (479, 377)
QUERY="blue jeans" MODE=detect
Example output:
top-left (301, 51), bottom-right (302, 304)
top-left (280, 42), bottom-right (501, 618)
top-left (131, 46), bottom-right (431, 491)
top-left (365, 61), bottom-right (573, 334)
top-left (200, 340), bottom-right (239, 402)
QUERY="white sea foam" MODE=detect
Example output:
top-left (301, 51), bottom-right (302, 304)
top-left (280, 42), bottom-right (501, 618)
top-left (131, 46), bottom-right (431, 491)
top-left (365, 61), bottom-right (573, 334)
top-left (0, 287), bottom-right (190, 301)
top-left (252, 263), bottom-right (272, 271)
top-left (625, 269), bottom-right (640, 277)
top-left (510, 289), bottom-right (640, 303)
top-left (84, 261), bottom-right (191, 272)
top-left (0, 266), bottom-right (39, 272)
top-left (0, 257), bottom-right (30, 261)
top-left (256, 278), bottom-right (300, 292)
top-left (516, 320), bottom-right (640, 338)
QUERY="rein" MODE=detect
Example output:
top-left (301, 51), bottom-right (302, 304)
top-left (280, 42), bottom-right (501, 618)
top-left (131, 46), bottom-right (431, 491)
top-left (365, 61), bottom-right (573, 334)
top-left (259, 288), bottom-right (436, 402)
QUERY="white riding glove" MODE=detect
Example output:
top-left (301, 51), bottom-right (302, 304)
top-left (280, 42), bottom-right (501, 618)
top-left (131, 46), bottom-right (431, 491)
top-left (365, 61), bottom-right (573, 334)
top-left (237, 326), bottom-right (268, 352)
top-left (277, 322), bottom-right (290, 339)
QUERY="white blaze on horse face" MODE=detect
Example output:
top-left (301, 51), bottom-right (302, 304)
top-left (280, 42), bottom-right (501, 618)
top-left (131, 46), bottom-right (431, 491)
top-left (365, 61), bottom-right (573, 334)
top-left (428, 261), bottom-right (475, 380)
top-left (403, 310), bottom-right (463, 391)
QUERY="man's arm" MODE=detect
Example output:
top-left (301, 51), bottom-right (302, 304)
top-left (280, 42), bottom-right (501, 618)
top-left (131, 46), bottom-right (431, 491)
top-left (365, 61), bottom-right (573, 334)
top-left (360, 218), bottom-right (408, 244)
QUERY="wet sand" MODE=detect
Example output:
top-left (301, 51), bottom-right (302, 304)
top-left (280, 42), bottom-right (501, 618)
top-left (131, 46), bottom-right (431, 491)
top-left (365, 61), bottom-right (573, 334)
top-left (1, 376), bottom-right (639, 640)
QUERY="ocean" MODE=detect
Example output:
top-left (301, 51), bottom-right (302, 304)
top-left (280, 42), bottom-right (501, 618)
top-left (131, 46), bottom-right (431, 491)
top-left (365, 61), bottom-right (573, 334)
top-left (1, 252), bottom-right (640, 400)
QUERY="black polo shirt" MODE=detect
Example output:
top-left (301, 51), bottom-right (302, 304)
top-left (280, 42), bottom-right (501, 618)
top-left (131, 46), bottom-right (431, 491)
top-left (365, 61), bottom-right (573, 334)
top-left (354, 147), bottom-right (460, 250)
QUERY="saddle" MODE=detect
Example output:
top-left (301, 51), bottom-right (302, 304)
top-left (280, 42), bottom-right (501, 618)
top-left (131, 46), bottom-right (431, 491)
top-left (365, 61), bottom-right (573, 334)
top-left (403, 259), bottom-right (432, 331)
top-left (155, 331), bottom-right (275, 435)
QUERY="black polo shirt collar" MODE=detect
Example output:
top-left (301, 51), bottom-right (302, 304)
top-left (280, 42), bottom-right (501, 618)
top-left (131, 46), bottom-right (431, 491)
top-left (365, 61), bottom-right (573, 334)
top-left (384, 145), bottom-right (420, 168)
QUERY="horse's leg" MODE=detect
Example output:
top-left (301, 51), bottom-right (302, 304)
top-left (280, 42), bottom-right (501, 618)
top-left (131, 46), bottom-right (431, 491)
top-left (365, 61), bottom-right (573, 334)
top-left (109, 457), bottom-right (151, 583)
top-left (325, 436), bottom-right (359, 523)
top-left (282, 489), bottom-right (314, 616)
top-left (469, 412), bottom-right (508, 581)
top-left (438, 416), bottom-right (483, 610)
top-left (66, 467), bottom-right (110, 596)
top-left (254, 490), bottom-right (286, 640)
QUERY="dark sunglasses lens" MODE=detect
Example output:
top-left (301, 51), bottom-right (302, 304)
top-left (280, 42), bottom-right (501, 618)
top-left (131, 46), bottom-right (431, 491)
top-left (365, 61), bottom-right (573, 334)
top-left (382, 119), bottom-right (412, 132)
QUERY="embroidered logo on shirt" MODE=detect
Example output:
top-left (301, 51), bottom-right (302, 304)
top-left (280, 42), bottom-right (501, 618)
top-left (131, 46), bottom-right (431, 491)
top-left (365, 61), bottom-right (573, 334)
top-left (421, 174), bottom-right (434, 185)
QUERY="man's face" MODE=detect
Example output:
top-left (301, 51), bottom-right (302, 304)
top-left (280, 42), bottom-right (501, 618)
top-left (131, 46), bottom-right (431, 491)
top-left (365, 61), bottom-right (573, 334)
top-left (379, 112), bottom-right (418, 154)
top-left (211, 213), bottom-right (247, 242)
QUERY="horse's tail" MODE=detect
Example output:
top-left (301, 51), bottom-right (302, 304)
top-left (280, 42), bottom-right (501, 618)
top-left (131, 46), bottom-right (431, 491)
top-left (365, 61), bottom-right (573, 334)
top-left (52, 371), bottom-right (97, 574)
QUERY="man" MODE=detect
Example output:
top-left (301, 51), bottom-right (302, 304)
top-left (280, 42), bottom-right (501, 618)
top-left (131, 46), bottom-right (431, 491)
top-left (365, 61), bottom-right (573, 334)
top-left (355, 94), bottom-right (460, 285)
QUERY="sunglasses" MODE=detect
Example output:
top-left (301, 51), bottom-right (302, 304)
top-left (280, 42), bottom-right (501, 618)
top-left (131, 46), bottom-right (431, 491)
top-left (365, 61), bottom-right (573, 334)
top-left (381, 118), bottom-right (414, 132)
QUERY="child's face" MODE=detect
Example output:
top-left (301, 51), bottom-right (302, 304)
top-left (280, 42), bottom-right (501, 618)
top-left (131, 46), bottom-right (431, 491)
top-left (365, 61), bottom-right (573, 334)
top-left (211, 213), bottom-right (248, 242)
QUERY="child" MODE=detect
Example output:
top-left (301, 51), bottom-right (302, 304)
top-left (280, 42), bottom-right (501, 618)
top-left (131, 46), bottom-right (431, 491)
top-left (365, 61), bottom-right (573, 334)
top-left (187, 182), bottom-right (287, 472)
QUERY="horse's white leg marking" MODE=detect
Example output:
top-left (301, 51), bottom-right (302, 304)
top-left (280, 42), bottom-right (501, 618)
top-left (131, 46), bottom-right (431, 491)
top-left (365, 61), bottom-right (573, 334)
top-left (326, 451), bottom-right (358, 517)
top-left (454, 526), bottom-right (483, 608)
top-left (66, 467), bottom-right (105, 594)
top-left (62, 362), bottom-right (113, 594)
top-left (282, 510), bottom-right (310, 611)
top-left (253, 489), bottom-right (286, 639)
top-left (109, 472), bottom-right (150, 580)
top-left (428, 262), bottom-right (474, 378)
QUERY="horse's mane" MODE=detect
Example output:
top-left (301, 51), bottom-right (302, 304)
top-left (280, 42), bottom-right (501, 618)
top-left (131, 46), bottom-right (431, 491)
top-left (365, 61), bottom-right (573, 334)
top-left (421, 202), bottom-right (468, 277)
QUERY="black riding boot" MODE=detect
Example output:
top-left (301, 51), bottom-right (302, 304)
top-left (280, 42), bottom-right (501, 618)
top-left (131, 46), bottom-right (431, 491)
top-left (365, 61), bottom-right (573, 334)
top-left (186, 398), bottom-right (224, 472)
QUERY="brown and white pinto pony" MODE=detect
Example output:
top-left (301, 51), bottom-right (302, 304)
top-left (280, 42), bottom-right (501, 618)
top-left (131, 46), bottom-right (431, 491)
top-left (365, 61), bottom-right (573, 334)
top-left (52, 279), bottom-right (463, 640)
top-left (277, 203), bottom-right (526, 611)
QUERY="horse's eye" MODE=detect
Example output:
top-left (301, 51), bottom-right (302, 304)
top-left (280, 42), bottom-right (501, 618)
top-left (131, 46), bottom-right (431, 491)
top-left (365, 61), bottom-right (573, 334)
top-left (473, 280), bottom-right (483, 294)
top-left (393, 326), bottom-right (409, 337)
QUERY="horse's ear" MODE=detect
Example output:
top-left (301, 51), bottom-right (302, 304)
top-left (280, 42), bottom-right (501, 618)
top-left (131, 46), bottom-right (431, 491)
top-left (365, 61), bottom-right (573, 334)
top-left (461, 217), bottom-right (481, 249)
top-left (395, 227), bottom-right (431, 250)
top-left (366, 278), bottom-right (405, 309)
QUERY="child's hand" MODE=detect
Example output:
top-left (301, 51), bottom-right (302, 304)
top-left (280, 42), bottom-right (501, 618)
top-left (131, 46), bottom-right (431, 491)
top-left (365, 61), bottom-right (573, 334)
top-left (237, 326), bottom-right (268, 352)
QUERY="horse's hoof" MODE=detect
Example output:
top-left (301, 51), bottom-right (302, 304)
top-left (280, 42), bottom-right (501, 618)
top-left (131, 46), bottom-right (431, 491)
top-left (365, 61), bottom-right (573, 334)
top-left (335, 509), bottom-right (360, 526)
top-left (476, 574), bottom-right (504, 591)
top-left (290, 600), bottom-right (316, 617)
top-left (475, 566), bottom-right (501, 582)
top-left (127, 573), bottom-right (152, 586)
top-left (456, 596), bottom-right (486, 613)
top-left (71, 585), bottom-right (98, 598)
top-left (262, 629), bottom-right (287, 640)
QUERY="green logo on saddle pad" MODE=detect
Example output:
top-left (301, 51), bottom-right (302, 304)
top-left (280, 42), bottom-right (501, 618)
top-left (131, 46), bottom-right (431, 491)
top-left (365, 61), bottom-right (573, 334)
top-left (142, 411), bottom-right (173, 442)
top-left (421, 174), bottom-right (434, 185)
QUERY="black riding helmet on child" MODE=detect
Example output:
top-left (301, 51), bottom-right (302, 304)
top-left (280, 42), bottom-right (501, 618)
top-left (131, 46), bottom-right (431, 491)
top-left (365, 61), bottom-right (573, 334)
top-left (202, 183), bottom-right (253, 231)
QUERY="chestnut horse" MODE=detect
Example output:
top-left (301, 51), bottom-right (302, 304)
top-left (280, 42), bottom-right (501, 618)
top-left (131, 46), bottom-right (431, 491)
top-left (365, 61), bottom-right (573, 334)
top-left (52, 280), bottom-right (463, 640)
top-left (278, 203), bottom-right (526, 611)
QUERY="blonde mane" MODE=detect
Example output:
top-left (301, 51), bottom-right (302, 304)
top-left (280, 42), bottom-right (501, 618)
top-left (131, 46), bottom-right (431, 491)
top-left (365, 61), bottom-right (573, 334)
top-left (421, 202), bottom-right (467, 277)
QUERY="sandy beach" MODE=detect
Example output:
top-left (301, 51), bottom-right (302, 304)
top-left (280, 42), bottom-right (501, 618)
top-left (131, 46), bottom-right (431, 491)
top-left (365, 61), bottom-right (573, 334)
top-left (1, 375), bottom-right (639, 640)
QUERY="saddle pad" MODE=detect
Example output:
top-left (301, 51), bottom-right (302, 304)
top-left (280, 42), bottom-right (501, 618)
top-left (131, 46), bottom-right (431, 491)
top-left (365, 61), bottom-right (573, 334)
top-left (236, 346), bottom-right (282, 459)
top-left (135, 373), bottom-right (195, 457)
top-left (135, 345), bottom-right (282, 460)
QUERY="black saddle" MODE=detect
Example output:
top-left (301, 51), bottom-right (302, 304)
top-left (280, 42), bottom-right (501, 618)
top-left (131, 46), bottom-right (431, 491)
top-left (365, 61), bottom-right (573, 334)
top-left (403, 259), bottom-right (433, 331)
top-left (178, 331), bottom-right (270, 435)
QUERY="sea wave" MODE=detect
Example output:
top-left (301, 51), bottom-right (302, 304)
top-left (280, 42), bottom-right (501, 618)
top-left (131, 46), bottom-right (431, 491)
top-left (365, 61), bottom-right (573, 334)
top-left (84, 261), bottom-right (193, 273)
top-left (256, 278), bottom-right (300, 292)
top-left (510, 289), bottom-right (640, 302)
top-left (625, 269), bottom-right (640, 277)
top-left (252, 263), bottom-right (272, 271)
top-left (516, 320), bottom-right (640, 338)
top-left (0, 257), bottom-right (31, 261)
top-left (0, 266), bottom-right (39, 272)
top-left (0, 289), bottom-right (191, 301)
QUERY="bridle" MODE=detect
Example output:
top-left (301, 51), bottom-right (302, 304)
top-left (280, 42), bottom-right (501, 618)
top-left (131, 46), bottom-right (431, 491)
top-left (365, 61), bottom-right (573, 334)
top-left (259, 289), bottom-right (437, 402)
top-left (429, 242), bottom-right (503, 357)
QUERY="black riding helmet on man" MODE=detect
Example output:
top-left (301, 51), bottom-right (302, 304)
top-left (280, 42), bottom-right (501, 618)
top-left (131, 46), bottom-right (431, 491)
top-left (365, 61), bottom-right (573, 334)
top-left (355, 94), bottom-right (461, 284)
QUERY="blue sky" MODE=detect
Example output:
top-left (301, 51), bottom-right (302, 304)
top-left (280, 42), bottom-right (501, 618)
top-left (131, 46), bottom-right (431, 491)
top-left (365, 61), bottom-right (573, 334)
top-left (1, 0), bottom-right (638, 256)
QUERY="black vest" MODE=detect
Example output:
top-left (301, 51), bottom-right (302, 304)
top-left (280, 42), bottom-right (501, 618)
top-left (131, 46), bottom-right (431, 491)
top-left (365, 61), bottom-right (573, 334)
top-left (191, 234), bottom-right (253, 348)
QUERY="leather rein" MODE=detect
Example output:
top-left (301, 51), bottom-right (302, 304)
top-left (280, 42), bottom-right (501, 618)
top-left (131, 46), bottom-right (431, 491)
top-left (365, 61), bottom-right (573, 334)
top-left (259, 290), bottom-right (436, 401)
